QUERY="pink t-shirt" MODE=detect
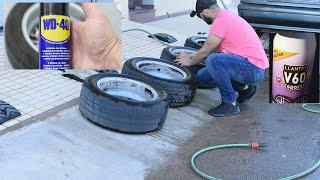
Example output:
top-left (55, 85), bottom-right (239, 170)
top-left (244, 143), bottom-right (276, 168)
top-left (210, 10), bottom-right (269, 69)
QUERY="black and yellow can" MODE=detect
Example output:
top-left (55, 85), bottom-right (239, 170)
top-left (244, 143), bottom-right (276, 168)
top-left (39, 3), bottom-right (71, 70)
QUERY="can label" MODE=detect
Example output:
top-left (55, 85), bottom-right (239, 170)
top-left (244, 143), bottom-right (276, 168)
top-left (273, 48), bottom-right (297, 61)
top-left (272, 48), bottom-right (312, 104)
top-left (39, 15), bottom-right (71, 69)
top-left (283, 65), bottom-right (309, 91)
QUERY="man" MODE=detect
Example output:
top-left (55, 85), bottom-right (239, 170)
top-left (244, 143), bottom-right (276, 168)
top-left (176, 0), bottom-right (269, 117)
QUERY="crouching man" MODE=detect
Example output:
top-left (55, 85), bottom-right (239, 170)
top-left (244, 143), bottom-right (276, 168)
top-left (177, 0), bottom-right (269, 117)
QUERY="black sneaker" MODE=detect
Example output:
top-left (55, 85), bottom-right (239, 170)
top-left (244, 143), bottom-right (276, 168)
top-left (208, 102), bottom-right (240, 117)
top-left (237, 86), bottom-right (257, 106)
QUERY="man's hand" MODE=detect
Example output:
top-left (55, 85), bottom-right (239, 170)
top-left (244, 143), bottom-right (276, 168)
top-left (176, 52), bottom-right (197, 67)
top-left (36, 3), bottom-right (121, 70)
top-left (72, 3), bottom-right (121, 70)
top-left (178, 35), bottom-right (222, 66)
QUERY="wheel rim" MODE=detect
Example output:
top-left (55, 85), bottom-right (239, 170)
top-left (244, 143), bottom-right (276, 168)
top-left (97, 77), bottom-right (158, 101)
top-left (21, 3), bottom-right (85, 52)
top-left (195, 38), bottom-right (206, 46)
top-left (170, 48), bottom-right (197, 56)
top-left (135, 60), bottom-right (188, 81)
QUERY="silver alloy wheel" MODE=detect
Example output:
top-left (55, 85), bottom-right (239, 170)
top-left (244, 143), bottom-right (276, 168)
top-left (195, 37), bottom-right (206, 45)
top-left (135, 60), bottom-right (188, 81)
top-left (21, 3), bottom-right (85, 52)
top-left (171, 48), bottom-right (197, 56)
top-left (97, 77), bottom-right (158, 101)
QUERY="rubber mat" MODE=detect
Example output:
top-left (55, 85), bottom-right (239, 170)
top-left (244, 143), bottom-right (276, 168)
top-left (0, 100), bottom-right (21, 124)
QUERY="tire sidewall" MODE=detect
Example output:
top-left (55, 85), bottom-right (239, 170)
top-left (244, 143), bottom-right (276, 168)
top-left (5, 3), bottom-right (38, 69)
top-left (87, 73), bottom-right (168, 107)
top-left (185, 36), bottom-right (207, 50)
top-left (127, 57), bottom-right (194, 85)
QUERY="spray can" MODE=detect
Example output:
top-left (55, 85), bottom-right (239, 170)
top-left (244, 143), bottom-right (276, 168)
top-left (272, 32), bottom-right (316, 103)
top-left (39, 3), bottom-right (71, 70)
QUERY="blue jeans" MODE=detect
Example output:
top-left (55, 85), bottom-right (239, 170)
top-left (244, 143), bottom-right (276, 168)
top-left (197, 53), bottom-right (265, 103)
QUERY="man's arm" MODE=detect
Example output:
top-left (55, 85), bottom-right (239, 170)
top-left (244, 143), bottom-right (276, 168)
top-left (176, 34), bottom-right (222, 67)
top-left (190, 34), bottom-right (222, 64)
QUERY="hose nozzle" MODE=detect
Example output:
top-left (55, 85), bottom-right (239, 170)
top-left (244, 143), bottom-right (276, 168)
top-left (251, 141), bottom-right (268, 149)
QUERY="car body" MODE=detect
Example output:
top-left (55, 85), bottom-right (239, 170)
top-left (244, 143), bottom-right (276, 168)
top-left (238, 0), bottom-right (320, 32)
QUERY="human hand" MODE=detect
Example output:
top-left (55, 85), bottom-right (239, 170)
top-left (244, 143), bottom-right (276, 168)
top-left (71, 3), bottom-right (121, 70)
top-left (175, 52), bottom-right (196, 67)
top-left (37, 3), bottom-right (121, 70)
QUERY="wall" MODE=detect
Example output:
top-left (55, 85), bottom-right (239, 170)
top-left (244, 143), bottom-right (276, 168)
top-left (142, 0), bottom-right (154, 5)
top-left (115, 0), bottom-right (129, 19)
top-left (153, 0), bottom-right (196, 17)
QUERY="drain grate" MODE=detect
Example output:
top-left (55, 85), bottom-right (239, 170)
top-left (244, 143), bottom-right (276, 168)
top-left (0, 100), bottom-right (21, 124)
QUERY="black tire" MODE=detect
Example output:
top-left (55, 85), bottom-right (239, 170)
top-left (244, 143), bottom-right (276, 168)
top-left (79, 73), bottom-right (169, 134)
top-left (122, 57), bottom-right (197, 108)
top-left (5, 3), bottom-right (38, 69)
top-left (160, 46), bottom-right (206, 75)
top-left (0, 100), bottom-right (21, 124)
top-left (184, 36), bottom-right (207, 50)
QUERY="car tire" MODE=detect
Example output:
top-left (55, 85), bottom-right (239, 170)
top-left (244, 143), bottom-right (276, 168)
top-left (160, 46), bottom-right (206, 75)
top-left (0, 100), bottom-right (21, 124)
top-left (79, 73), bottom-right (169, 134)
top-left (122, 57), bottom-right (197, 108)
top-left (5, 3), bottom-right (38, 69)
top-left (184, 36), bottom-right (207, 50)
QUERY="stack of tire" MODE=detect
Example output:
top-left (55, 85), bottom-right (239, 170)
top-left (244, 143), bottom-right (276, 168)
top-left (79, 57), bottom-right (197, 134)
top-left (122, 57), bottom-right (197, 107)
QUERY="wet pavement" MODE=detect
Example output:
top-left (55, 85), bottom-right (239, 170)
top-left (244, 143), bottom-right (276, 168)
top-left (145, 77), bottom-right (320, 180)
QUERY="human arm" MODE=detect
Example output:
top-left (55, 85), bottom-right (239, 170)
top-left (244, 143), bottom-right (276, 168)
top-left (176, 34), bottom-right (222, 67)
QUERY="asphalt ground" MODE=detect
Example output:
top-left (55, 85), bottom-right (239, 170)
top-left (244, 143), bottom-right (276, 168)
top-left (146, 76), bottom-right (320, 180)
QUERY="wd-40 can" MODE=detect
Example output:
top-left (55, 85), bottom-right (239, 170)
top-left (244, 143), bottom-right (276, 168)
top-left (39, 3), bottom-right (71, 70)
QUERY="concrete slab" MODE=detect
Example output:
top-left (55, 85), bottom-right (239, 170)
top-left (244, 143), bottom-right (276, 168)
top-left (146, 15), bottom-right (210, 37)
top-left (0, 89), bottom-right (221, 180)
top-left (0, 12), bottom-right (318, 180)
top-left (0, 70), bottom-right (82, 127)
top-left (0, 19), bottom-right (192, 132)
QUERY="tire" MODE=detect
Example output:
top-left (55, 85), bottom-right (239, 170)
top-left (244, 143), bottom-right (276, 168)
top-left (184, 36), bottom-right (207, 50)
top-left (79, 73), bottom-right (169, 134)
top-left (5, 3), bottom-right (84, 69)
top-left (5, 3), bottom-right (38, 69)
top-left (0, 100), bottom-right (21, 124)
top-left (160, 46), bottom-right (206, 75)
top-left (122, 57), bottom-right (197, 108)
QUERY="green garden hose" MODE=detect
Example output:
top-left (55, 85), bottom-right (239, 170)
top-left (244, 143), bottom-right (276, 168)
top-left (302, 103), bottom-right (320, 114)
top-left (191, 142), bottom-right (320, 180)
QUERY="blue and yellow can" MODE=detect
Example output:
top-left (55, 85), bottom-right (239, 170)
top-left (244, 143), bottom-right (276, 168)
top-left (39, 3), bottom-right (71, 70)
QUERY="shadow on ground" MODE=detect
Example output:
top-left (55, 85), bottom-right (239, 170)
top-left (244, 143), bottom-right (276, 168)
top-left (145, 77), bottom-right (320, 180)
